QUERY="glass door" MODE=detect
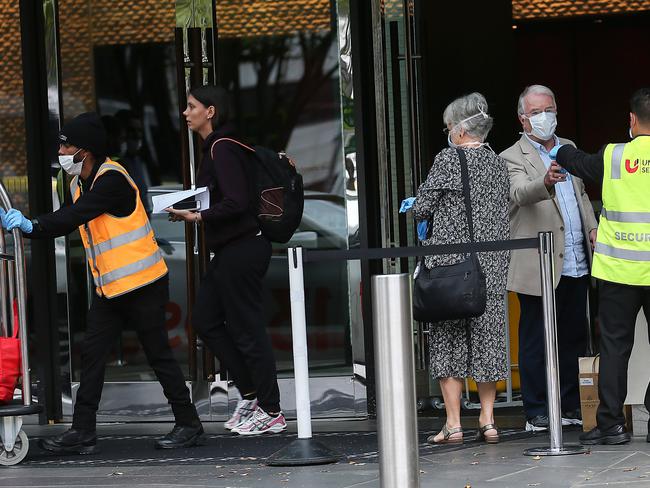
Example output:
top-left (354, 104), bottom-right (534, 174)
top-left (369, 0), bottom-right (430, 395)
top-left (50, 0), bottom-right (366, 422)
top-left (49, 0), bottom-right (219, 421)
top-left (212, 0), bottom-right (365, 419)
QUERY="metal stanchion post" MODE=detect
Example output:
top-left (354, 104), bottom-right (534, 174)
top-left (524, 232), bottom-right (586, 456)
top-left (266, 247), bottom-right (338, 466)
top-left (372, 273), bottom-right (420, 488)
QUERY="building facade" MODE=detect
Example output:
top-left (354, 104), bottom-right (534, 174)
top-left (2, 0), bottom-right (649, 423)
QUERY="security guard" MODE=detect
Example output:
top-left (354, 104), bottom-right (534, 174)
top-left (550, 87), bottom-right (650, 445)
top-left (0, 112), bottom-right (203, 453)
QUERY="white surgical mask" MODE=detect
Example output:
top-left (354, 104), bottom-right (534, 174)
top-left (58, 149), bottom-right (85, 176)
top-left (525, 111), bottom-right (557, 141)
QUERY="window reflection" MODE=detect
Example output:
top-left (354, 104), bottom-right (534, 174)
top-left (57, 0), bottom-right (184, 381)
top-left (0, 0), bottom-right (29, 213)
top-left (215, 0), bottom-right (354, 375)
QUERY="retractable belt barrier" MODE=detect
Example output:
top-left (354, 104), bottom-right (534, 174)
top-left (300, 237), bottom-right (539, 263)
top-left (270, 232), bottom-right (585, 481)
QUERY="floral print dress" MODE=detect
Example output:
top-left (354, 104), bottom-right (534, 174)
top-left (414, 146), bottom-right (510, 383)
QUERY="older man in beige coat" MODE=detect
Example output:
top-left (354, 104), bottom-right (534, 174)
top-left (501, 85), bottom-right (598, 432)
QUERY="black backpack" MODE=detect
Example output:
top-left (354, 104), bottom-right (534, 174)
top-left (211, 138), bottom-right (304, 243)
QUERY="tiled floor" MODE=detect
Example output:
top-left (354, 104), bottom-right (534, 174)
top-left (2, 421), bottom-right (649, 487)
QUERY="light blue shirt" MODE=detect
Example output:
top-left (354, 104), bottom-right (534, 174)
top-left (525, 134), bottom-right (589, 278)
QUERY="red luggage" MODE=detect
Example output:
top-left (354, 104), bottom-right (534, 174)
top-left (0, 301), bottom-right (21, 404)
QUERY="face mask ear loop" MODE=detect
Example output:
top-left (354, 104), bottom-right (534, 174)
top-left (477, 103), bottom-right (489, 120)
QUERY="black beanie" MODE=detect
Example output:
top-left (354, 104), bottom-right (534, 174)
top-left (59, 112), bottom-right (108, 160)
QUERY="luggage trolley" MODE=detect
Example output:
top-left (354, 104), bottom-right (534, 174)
top-left (0, 182), bottom-right (41, 465)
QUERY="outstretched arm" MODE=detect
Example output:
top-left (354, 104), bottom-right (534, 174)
top-left (553, 145), bottom-right (605, 186)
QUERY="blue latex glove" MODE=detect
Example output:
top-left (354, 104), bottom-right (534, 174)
top-left (5, 209), bottom-right (33, 234)
top-left (549, 144), bottom-right (568, 174)
top-left (549, 144), bottom-right (564, 160)
top-left (0, 208), bottom-right (7, 229)
top-left (417, 220), bottom-right (429, 241)
top-left (399, 197), bottom-right (416, 213)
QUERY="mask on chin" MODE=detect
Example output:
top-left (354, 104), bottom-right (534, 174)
top-left (58, 149), bottom-right (85, 176)
top-left (525, 111), bottom-right (557, 141)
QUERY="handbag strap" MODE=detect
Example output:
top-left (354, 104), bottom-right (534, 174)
top-left (456, 148), bottom-right (476, 243)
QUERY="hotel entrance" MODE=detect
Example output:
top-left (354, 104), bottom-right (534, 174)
top-left (30, 0), bottom-right (364, 422)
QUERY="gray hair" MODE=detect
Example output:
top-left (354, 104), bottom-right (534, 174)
top-left (443, 92), bottom-right (493, 141)
top-left (517, 85), bottom-right (556, 115)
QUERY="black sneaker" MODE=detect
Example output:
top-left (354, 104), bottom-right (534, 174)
top-left (579, 424), bottom-right (630, 445)
top-left (561, 409), bottom-right (583, 426)
top-left (154, 423), bottom-right (204, 449)
top-left (525, 415), bottom-right (549, 432)
top-left (39, 428), bottom-right (98, 455)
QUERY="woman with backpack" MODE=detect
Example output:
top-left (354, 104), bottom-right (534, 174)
top-left (166, 85), bottom-right (285, 435)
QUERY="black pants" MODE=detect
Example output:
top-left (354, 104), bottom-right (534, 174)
top-left (596, 280), bottom-right (650, 429)
top-left (73, 276), bottom-right (197, 431)
top-left (192, 235), bottom-right (280, 412)
top-left (518, 276), bottom-right (589, 418)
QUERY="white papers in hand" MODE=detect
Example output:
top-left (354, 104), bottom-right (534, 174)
top-left (151, 187), bottom-right (210, 214)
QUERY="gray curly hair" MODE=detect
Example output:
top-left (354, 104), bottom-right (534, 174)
top-left (443, 92), bottom-right (493, 141)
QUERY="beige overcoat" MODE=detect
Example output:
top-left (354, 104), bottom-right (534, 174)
top-left (500, 135), bottom-right (598, 296)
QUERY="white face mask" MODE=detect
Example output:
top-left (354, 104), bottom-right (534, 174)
top-left (58, 149), bottom-right (85, 176)
top-left (525, 111), bottom-right (557, 141)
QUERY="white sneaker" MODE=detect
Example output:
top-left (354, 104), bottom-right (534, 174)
top-left (525, 415), bottom-right (549, 432)
top-left (224, 399), bottom-right (258, 431)
top-left (561, 417), bottom-right (583, 426)
top-left (232, 406), bottom-right (287, 436)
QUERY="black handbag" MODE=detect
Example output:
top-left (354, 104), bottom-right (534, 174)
top-left (412, 148), bottom-right (487, 323)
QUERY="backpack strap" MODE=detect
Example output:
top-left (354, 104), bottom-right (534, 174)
top-left (210, 137), bottom-right (255, 160)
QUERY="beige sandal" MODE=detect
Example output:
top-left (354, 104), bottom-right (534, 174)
top-left (476, 423), bottom-right (499, 444)
top-left (427, 424), bottom-right (463, 445)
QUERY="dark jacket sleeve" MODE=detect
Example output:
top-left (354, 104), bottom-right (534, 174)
top-left (199, 141), bottom-right (252, 223)
top-left (555, 144), bottom-right (605, 186)
top-left (28, 172), bottom-right (136, 239)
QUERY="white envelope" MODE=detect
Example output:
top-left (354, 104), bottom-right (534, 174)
top-left (151, 187), bottom-right (210, 214)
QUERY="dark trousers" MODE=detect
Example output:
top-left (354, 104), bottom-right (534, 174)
top-left (596, 280), bottom-right (650, 429)
top-left (518, 275), bottom-right (589, 418)
top-left (192, 235), bottom-right (281, 412)
top-left (73, 276), bottom-right (197, 430)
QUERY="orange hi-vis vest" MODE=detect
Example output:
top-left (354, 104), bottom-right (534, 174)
top-left (70, 160), bottom-right (167, 298)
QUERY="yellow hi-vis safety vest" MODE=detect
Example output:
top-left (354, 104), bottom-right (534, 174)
top-left (70, 160), bottom-right (167, 298)
top-left (594, 136), bottom-right (650, 285)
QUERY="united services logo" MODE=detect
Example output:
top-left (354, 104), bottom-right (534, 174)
top-left (625, 159), bottom-right (639, 174)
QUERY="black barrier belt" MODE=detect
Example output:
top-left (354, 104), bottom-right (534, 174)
top-left (0, 252), bottom-right (15, 262)
top-left (302, 238), bottom-right (539, 263)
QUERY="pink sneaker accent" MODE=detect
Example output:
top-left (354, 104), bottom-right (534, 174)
top-left (224, 399), bottom-right (258, 431)
top-left (233, 406), bottom-right (287, 435)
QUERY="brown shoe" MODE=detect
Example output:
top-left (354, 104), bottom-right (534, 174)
top-left (427, 424), bottom-right (463, 445)
top-left (476, 423), bottom-right (499, 444)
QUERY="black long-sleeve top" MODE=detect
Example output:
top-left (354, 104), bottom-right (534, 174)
top-left (556, 135), bottom-right (650, 186)
top-left (28, 162), bottom-right (136, 239)
top-left (555, 144), bottom-right (606, 186)
top-left (197, 125), bottom-right (259, 250)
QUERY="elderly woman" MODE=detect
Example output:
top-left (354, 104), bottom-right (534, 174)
top-left (414, 92), bottom-right (510, 444)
